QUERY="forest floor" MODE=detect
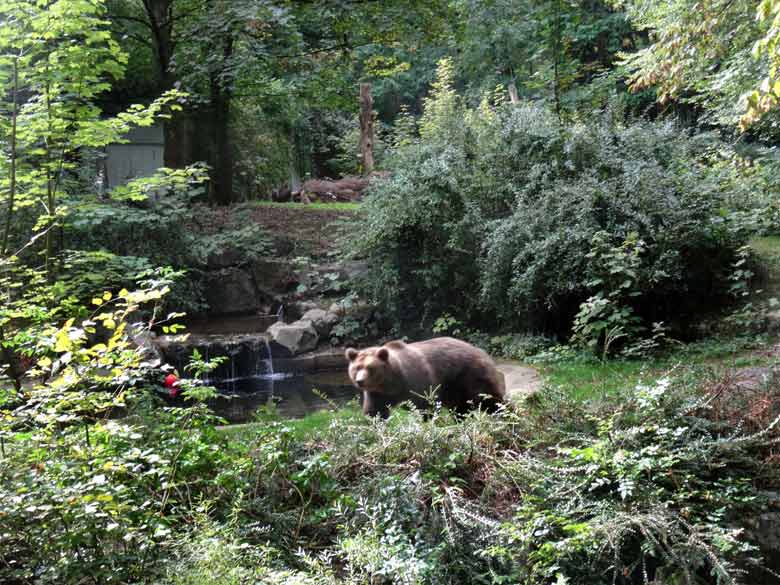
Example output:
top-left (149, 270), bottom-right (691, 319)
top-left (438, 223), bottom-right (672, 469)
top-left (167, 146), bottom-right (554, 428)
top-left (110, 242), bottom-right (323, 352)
top-left (192, 201), bottom-right (358, 258)
top-left (220, 236), bottom-right (780, 450)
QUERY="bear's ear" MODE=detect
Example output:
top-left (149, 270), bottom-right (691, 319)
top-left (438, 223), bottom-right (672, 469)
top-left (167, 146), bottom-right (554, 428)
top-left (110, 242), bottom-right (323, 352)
top-left (377, 347), bottom-right (389, 361)
top-left (345, 348), bottom-right (359, 362)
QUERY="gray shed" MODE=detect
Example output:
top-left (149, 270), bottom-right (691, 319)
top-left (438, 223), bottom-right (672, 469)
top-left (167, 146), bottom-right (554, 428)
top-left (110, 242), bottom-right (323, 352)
top-left (104, 125), bottom-right (164, 189)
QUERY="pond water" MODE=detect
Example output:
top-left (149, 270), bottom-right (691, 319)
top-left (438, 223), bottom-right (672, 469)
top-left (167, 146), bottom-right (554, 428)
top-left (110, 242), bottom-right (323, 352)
top-left (157, 333), bottom-right (359, 422)
top-left (207, 370), bottom-right (359, 422)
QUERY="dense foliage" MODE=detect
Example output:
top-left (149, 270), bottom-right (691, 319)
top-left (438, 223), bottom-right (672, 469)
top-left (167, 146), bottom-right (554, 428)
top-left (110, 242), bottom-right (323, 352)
top-left (0, 275), bottom-right (251, 583)
top-left (2, 1), bottom-right (780, 584)
top-left (619, 0), bottom-right (780, 132)
top-left (349, 60), bottom-right (755, 345)
top-left (7, 343), bottom-right (778, 583)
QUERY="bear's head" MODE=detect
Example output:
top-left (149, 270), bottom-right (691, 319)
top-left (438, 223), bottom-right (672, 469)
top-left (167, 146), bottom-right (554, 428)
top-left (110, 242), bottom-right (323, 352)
top-left (345, 346), bottom-right (391, 393)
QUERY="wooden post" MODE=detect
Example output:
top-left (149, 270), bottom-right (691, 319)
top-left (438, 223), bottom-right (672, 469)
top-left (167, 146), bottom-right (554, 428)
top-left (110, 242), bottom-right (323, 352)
top-left (359, 82), bottom-right (375, 176)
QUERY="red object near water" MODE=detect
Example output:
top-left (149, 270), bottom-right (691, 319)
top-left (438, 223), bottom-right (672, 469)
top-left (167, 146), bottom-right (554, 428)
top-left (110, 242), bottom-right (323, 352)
top-left (164, 374), bottom-right (179, 397)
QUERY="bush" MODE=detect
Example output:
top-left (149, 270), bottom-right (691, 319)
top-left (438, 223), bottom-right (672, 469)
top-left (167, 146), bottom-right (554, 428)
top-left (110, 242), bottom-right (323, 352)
top-left (154, 368), bottom-right (778, 584)
top-left (348, 59), bottom-right (752, 339)
top-left (3, 259), bottom-right (778, 583)
top-left (0, 274), bottom-right (251, 584)
top-left (66, 164), bottom-right (271, 314)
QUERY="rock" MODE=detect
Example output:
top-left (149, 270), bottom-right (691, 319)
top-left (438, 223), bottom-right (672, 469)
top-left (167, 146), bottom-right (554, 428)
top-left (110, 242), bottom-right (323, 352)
top-left (267, 320), bottom-right (318, 355)
top-left (328, 302), bottom-right (345, 316)
top-left (767, 309), bottom-right (780, 335)
top-left (311, 261), bottom-right (369, 293)
top-left (249, 259), bottom-right (298, 295)
top-left (271, 186), bottom-right (292, 202)
top-left (203, 268), bottom-right (260, 315)
top-left (204, 246), bottom-right (243, 270)
top-left (343, 300), bottom-right (375, 320)
top-left (301, 308), bottom-right (340, 336)
top-left (286, 300), bottom-right (320, 321)
top-left (312, 349), bottom-right (347, 371)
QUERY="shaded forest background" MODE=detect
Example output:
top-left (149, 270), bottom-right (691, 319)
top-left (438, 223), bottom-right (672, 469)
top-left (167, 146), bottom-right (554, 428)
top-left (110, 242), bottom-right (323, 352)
top-left (4, 1), bottom-right (780, 584)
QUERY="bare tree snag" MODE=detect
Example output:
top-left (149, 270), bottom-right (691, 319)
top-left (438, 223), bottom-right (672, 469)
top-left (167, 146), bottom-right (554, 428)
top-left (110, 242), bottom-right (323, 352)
top-left (508, 81), bottom-right (520, 105)
top-left (359, 82), bottom-right (374, 176)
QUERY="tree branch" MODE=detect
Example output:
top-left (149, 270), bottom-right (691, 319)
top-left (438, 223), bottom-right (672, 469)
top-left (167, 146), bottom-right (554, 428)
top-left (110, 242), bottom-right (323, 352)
top-left (110, 28), bottom-right (154, 48)
top-left (109, 13), bottom-right (153, 30)
top-left (271, 40), bottom-right (377, 59)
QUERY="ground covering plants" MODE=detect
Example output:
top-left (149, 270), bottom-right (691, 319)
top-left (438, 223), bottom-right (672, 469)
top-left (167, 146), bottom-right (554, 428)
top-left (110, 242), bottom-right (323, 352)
top-left (7, 321), bottom-right (779, 583)
top-left (0, 278), bottom-right (253, 583)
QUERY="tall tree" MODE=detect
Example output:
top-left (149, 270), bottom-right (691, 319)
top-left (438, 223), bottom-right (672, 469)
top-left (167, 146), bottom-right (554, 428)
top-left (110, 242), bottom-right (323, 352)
top-left (108, 0), bottom-right (290, 202)
top-left (454, 0), bottom-right (632, 112)
top-left (618, 0), bottom-right (778, 130)
top-left (109, 0), bottom-right (453, 203)
top-left (0, 0), bottom-right (180, 274)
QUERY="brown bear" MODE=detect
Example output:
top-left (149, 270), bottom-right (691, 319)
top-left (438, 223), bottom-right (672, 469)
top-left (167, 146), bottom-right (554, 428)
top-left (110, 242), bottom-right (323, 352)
top-left (345, 337), bottom-right (506, 417)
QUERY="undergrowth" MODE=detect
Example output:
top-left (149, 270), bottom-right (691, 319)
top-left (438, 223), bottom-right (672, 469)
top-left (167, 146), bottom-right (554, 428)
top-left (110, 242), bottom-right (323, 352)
top-left (161, 368), bottom-right (780, 585)
top-left (3, 271), bottom-right (779, 584)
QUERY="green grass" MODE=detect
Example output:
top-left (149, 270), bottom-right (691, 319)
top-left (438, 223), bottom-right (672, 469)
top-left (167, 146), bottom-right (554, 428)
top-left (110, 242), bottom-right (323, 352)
top-left (538, 359), bottom-right (652, 402)
top-left (250, 200), bottom-right (360, 212)
top-left (751, 234), bottom-right (780, 259)
top-left (534, 239), bottom-right (780, 403)
top-left (215, 337), bottom-right (778, 436)
top-left (218, 404), bottom-right (365, 441)
top-left (537, 335), bottom-right (777, 403)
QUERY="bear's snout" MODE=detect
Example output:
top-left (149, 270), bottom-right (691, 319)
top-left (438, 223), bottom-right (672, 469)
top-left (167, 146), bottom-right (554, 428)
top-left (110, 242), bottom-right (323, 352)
top-left (354, 369), bottom-right (368, 387)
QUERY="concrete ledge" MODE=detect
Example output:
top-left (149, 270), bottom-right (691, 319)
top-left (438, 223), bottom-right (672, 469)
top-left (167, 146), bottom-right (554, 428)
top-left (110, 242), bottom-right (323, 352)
top-left (495, 360), bottom-right (542, 402)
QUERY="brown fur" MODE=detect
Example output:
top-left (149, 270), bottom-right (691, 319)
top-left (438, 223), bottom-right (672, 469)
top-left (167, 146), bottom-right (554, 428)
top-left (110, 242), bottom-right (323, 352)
top-left (345, 337), bottom-right (506, 417)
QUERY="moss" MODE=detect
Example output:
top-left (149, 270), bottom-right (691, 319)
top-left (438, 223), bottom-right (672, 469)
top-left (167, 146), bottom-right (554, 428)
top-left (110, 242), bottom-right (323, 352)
top-left (250, 201), bottom-right (360, 212)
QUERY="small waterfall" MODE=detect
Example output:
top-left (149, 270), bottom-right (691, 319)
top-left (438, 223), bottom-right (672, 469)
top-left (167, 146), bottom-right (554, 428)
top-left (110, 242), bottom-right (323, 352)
top-left (154, 330), bottom-right (354, 421)
top-left (229, 348), bottom-right (236, 393)
top-left (264, 336), bottom-right (275, 378)
top-left (264, 336), bottom-right (275, 406)
top-left (256, 335), bottom-right (289, 380)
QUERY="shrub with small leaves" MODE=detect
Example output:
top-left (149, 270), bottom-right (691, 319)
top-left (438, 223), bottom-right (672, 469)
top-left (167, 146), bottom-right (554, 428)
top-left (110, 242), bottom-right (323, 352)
top-left (349, 60), bottom-right (753, 336)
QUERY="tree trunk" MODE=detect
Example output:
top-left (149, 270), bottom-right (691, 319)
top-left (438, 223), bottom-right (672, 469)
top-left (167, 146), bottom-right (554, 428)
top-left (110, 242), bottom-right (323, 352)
top-left (1, 57), bottom-right (18, 256)
top-left (208, 36), bottom-right (234, 205)
top-left (289, 125), bottom-right (302, 193)
top-left (163, 114), bottom-right (194, 168)
top-left (210, 90), bottom-right (233, 204)
top-left (142, 0), bottom-right (195, 168)
top-left (0, 326), bottom-right (22, 392)
top-left (359, 82), bottom-right (374, 176)
top-left (552, 0), bottom-right (563, 121)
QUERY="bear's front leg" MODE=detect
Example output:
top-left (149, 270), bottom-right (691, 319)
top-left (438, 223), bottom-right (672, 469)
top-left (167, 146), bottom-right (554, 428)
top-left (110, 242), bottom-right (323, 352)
top-left (362, 391), bottom-right (394, 418)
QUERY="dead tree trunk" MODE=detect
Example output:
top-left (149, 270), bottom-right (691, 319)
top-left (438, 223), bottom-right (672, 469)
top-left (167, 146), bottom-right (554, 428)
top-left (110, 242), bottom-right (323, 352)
top-left (359, 82), bottom-right (374, 176)
top-left (508, 81), bottom-right (520, 105)
top-left (289, 125), bottom-right (302, 194)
